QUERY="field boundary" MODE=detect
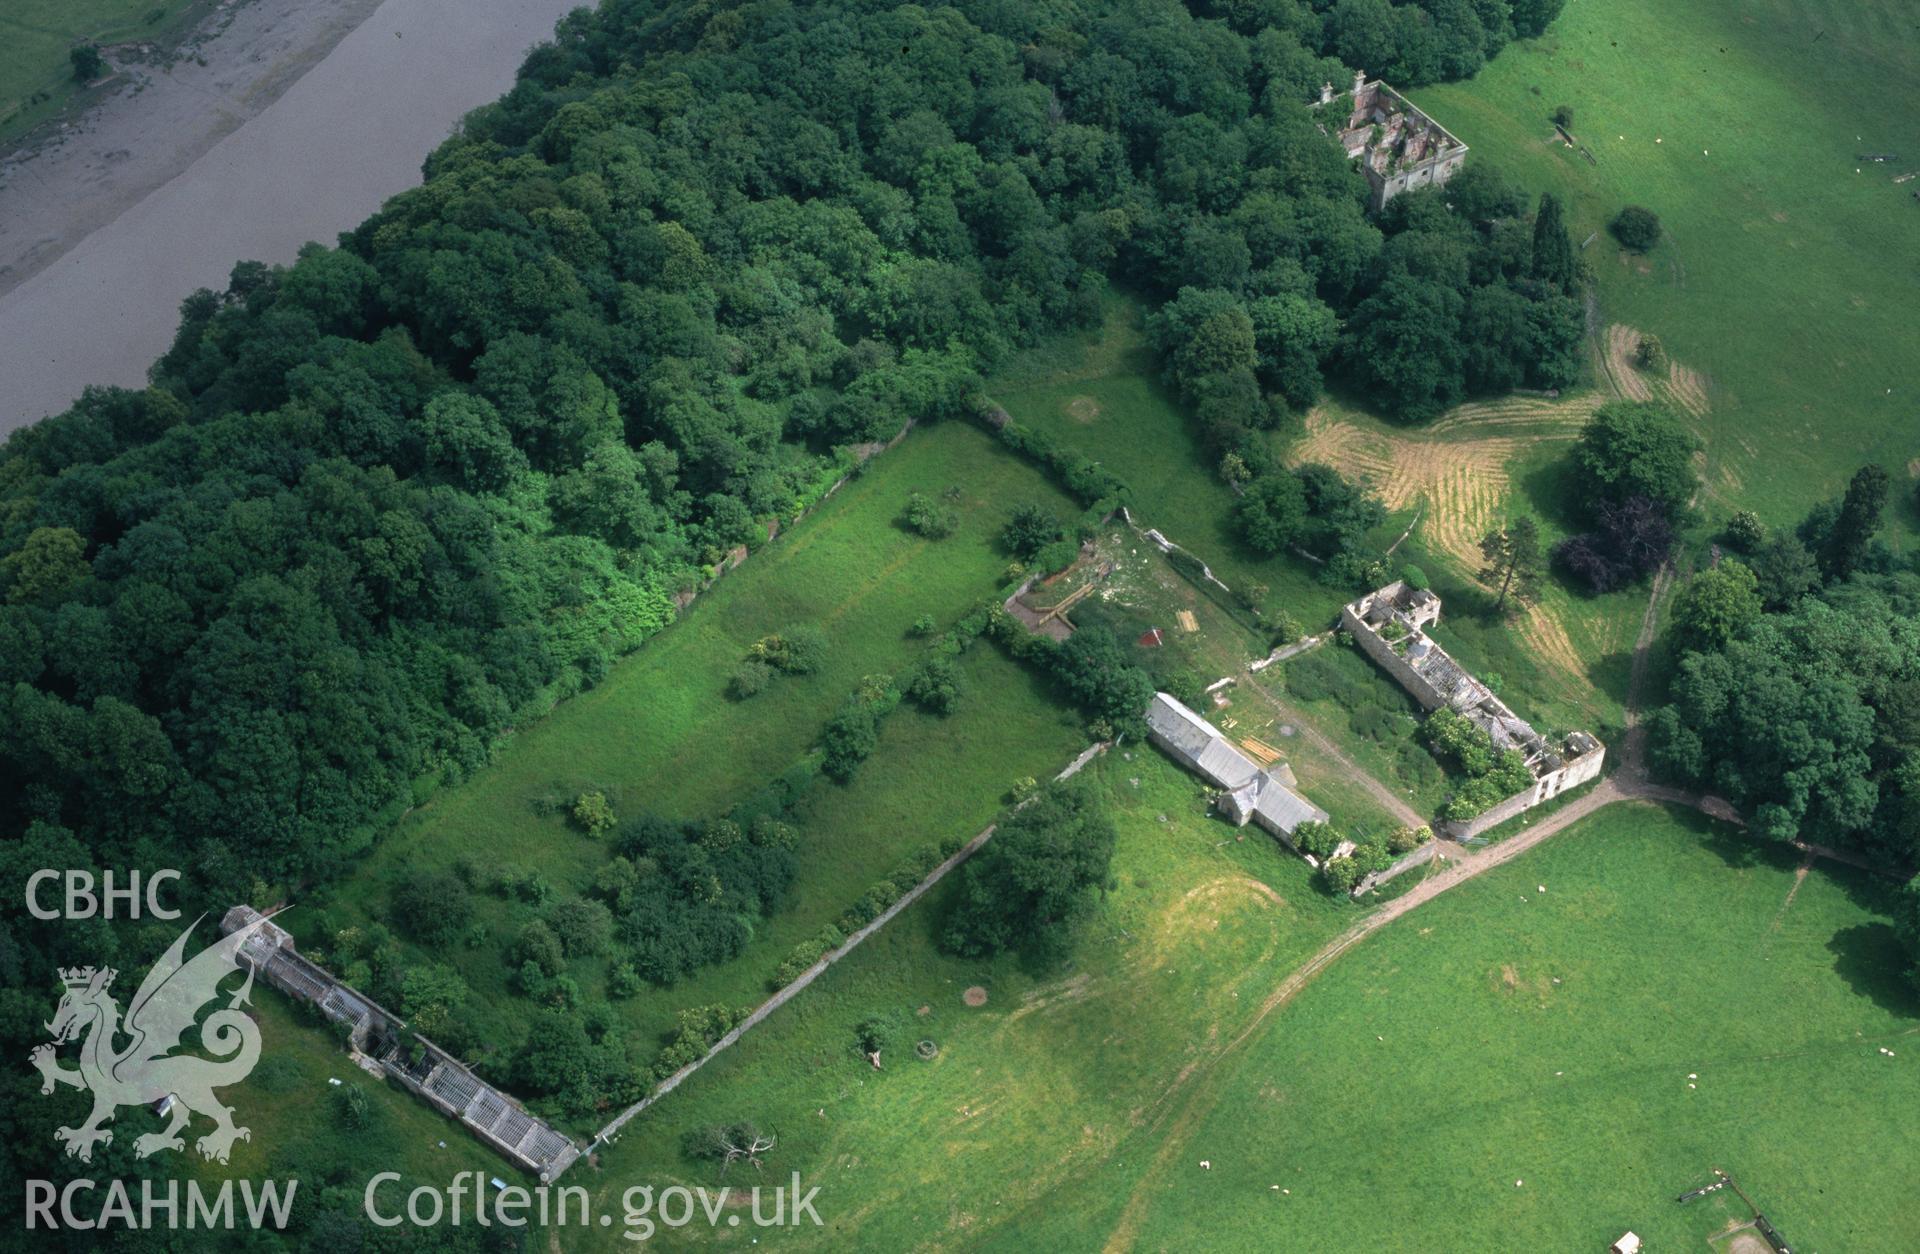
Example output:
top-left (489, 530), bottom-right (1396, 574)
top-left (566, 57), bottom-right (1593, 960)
top-left (591, 740), bottom-right (1109, 1152)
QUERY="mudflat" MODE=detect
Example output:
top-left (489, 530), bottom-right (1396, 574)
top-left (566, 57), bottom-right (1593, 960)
top-left (0, 0), bottom-right (579, 432)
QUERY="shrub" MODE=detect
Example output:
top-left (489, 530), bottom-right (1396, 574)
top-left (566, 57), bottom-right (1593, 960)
top-left (1321, 855), bottom-right (1363, 894)
top-left (391, 870), bottom-right (471, 947)
top-left (1724, 509), bottom-right (1766, 553)
top-left (1002, 502), bottom-right (1065, 559)
top-left (773, 927), bottom-right (843, 987)
top-left (901, 491), bottom-right (959, 539)
top-left (728, 659), bottom-right (774, 699)
top-left (1610, 205), bottom-right (1662, 252)
top-left (1388, 824), bottom-right (1433, 854)
top-left (512, 920), bottom-right (566, 979)
top-left (1400, 564), bottom-right (1429, 590)
top-left (749, 625), bottom-right (828, 675)
top-left (853, 1011), bottom-right (905, 1059)
top-left (546, 898), bottom-right (613, 957)
top-left (1293, 821), bottom-right (1340, 859)
top-left (1550, 104), bottom-right (1574, 130)
top-left (821, 702), bottom-right (880, 782)
top-left (905, 656), bottom-right (964, 714)
top-left (1633, 334), bottom-right (1666, 372)
top-left (609, 962), bottom-right (643, 998)
top-left (1348, 704), bottom-right (1397, 743)
top-left (908, 613), bottom-right (937, 637)
top-left (334, 1085), bottom-right (372, 1130)
top-left (1030, 536), bottom-right (1081, 575)
top-left (571, 790), bottom-right (616, 836)
top-left (70, 45), bottom-right (106, 83)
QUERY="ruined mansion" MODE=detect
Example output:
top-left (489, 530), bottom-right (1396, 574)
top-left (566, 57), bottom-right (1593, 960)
top-left (1317, 70), bottom-right (1468, 211)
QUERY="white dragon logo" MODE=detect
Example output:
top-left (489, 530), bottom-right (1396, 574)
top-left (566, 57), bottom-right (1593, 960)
top-left (30, 911), bottom-right (275, 1164)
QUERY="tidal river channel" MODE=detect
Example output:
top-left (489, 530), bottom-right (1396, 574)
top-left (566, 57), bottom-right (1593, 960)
top-left (0, 0), bottom-right (582, 433)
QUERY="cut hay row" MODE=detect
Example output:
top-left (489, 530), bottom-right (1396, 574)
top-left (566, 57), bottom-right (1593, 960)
top-left (1425, 393), bottom-right (1601, 435)
top-left (1294, 408), bottom-right (1584, 568)
top-left (1666, 361), bottom-right (1712, 418)
top-left (1605, 324), bottom-right (1657, 403)
top-left (1516, 607), bottom-right (1592, 699)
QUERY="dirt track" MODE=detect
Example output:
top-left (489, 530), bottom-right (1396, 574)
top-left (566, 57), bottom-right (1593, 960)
top-left (1099, 315), bottom-right (1739, 1252)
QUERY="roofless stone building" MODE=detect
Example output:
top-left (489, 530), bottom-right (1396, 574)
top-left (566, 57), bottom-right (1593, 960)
top-left (1317, 70), bottom-right (1468, 211)
top-left (221, 905), bottom-right (582, 1180)
top-left (1342, 583), bottom-right (1604, 838)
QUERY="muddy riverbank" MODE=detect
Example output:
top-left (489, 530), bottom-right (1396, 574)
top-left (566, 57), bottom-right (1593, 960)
top-left (0, 0), bottom-right (583, 433)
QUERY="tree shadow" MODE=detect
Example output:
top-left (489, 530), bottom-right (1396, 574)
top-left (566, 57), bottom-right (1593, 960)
top-left (1826, 923), bottom-right (1920, 1019)
top-left (1587, 645), bottom-right (1635, 710)
top-left (1515, 454), bottom-right (1587, 537)
top-left (1695, 818), bottom-right (1800, 875)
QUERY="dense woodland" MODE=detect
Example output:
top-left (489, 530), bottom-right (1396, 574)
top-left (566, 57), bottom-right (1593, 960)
top-left (0, 0), bottom-right (1656, 1226)
top-left (1651, 466), bottom-right (1920, 872)
top-left (0, 0), bottom-right (1568, 912)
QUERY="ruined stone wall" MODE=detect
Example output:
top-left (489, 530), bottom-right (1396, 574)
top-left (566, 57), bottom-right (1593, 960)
top-left (1342, 602), bottom-right (1448, 710)
top-left (1352, 839), bottom-right (1441, 896)
top-left (1440, 741), bottom-right (1607, 840)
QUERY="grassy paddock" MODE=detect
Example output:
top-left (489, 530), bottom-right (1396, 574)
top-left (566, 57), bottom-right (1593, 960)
top-left (308, 421), bottom-right (1083, 1056)
top-left (1416, 0), bottom-right (1920, 538)
top-left (568, 752), bottom-right (1355, 1249)
top-left (1095, 804), bottom-right (1920, 1252)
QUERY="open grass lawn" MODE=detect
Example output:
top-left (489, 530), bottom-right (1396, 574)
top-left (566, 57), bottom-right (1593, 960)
top-left (567, 751), bottom-right (1357, 1249)
top-left (991, 295), bottom-right (1362, 632)
top-left (1416, 0), bottom-right (1920, 539)
top-left (0, 0), bottom-right (206, 142)
top-left (306, 421), bottom-right (1084, 1064)
top-left (1076, 804), bottom-right (1920, 1253)
top-left (566, 793), bottom-right (1920, 1251)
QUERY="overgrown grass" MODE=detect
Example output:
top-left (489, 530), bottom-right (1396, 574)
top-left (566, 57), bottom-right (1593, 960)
top-left (1092, 803), bottom-right (1920, 1252)
top-left (1416, 0), bottom-right (1920, 543)
top-left (564, 751), bottom-right (1357, 1249)
top-left (1257, 643), bottom-right (1454, 821)
top-left (991, 294), bottom-right (1360, 631)
top-left (307, 421), bottom-right (1083, 1063)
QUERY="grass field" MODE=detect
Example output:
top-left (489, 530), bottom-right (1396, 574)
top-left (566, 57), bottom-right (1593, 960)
top-left (305, 421), bottom-right (1086, 1064)
top-left (0, 0), bottom-right (207, 143)
top-left (560, 795), bottom-right (1920, 1251)
top-left (569, 751), bottom-right (1358, 1249)
top-left (1066, 803), bottom-right (1920, 1252)
top-left (1415, 0), bottom-right (1920, 539)
top-left (992, 295), bottom-right (1372, 633)
top-left (200, 996), bottom-right (501, 1199)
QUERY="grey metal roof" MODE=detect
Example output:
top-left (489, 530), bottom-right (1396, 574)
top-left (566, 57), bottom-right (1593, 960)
top-left (1251, 777), bottom-right (1328, 834)
top-left (1146, 693), bottom-right (1260, 790)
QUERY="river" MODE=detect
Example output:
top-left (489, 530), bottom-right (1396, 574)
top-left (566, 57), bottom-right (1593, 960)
top-left (0, 0), bottom-right (584, 434)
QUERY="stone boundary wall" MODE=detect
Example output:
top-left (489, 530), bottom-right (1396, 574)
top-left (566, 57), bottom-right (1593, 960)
top-left (1352, 839), bottom-right (1442, 896)
top-left (591, 740), bottom-right (1110, 1150)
